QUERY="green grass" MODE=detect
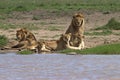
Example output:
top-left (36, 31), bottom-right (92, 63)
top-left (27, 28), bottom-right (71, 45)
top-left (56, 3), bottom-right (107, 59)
top-left (0, 35), bottom-right (8, 47)
top-left (0, 0), bottom-right (119, 14)
top-left (0, 22), bottom-right (39, 30)
top-left (32, 15), bottom-right (41, 20)
top-left (95, 18), bottom-right (120, 30)
top-left (85, 29), bottom-right (112, 36)
top-left (47, 26), bottom-right (61, 31)
top-left (17, 50), bottom-right (33, 55)
top-left (0, 23), bottom-right (16, 30)
top-left (60, 43), bottom-right (120, 54)
top-left (52, 34), bottom-right (60, 38)
top-left (0, 15), bottom-right (6, 20)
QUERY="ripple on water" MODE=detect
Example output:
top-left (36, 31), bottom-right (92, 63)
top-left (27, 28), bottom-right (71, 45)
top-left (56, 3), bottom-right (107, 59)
top-left (0, 53), bottom-right (120, 80)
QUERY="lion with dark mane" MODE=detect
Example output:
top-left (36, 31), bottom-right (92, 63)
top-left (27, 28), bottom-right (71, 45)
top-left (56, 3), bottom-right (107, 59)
top-left (12, 28), bottom-right (39, 51)
top-left (16, 28), bottom-right (37, 42)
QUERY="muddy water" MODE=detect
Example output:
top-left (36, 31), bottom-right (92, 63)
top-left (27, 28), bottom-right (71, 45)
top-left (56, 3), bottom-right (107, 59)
top-left (0, 53), bottom-right (120, 80)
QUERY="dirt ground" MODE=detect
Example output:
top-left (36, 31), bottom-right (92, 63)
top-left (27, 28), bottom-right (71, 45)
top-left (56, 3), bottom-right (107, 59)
top-left (0, 10), bottom-right (120, 51)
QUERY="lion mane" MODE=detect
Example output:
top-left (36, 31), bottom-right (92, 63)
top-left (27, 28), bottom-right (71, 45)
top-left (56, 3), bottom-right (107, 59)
top-left (16, 28), bottom-right (37, 42)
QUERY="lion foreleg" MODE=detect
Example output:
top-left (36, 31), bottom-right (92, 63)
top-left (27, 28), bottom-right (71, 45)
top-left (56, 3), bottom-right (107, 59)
top-left (81, 40), bottom-right (85, 49)
top-left (66, 36), bottom-right (82, 50)
top-left (67, 45), bottom-right (82, 50)
top-left (40, 43), bottom-right (51, 52)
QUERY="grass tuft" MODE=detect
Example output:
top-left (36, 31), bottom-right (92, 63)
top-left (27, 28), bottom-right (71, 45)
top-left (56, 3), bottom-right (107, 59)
top-left (0, 22), bottom-right (39, 30)
top-left (12, 5), bottom-right (27, 11)
top-left (17, 50), bottom-right (33, 55)
top-left (32, 15), bottom-right (41, 20)
top-left (85, 29), bottom-right (112, 35)
top-left (0, 35), bottom-right (8, 47)
top-left (60, 43), bottom-right (120, 54)
top-left (95, 18), bottom-right (120, 30)
top-left (47, 26), bottom-right (61, 31)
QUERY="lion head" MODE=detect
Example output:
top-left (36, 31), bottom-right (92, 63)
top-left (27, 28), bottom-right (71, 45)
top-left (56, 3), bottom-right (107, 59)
top-left (16, 28), bottom-right (36, 42)
top-left (72, 13), bottom-right (84, 28)
top-left (16, 28), bottom-right (26, 41)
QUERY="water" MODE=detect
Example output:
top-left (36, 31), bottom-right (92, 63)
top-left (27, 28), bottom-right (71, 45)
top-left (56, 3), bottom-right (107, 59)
top-left (0, 53), bottom-right (120, 80)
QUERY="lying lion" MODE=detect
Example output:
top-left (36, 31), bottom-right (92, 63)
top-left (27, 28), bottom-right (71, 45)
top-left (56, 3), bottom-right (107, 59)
top-left (13, 28), bottom-right (39, 51)
top-left (37, 34), bottom-right (69, 52)
top-left (38, 33), bottom-right (85, 52)
top-left (3, 28), bottom-right (39, 52)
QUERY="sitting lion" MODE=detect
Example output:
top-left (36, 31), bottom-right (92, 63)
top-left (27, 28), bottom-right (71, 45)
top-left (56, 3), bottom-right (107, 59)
top-left (65, 13), bottom-right (85, 47)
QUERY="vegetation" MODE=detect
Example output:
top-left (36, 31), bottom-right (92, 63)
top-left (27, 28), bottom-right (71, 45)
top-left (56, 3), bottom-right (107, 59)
top-left (0, 22), bottom-right (39, 30)
top-left (17, 50), bottom-right (33, 55)
top-left (47, 26), bottom-right (61, 31)
top-left (0, 0), bottom-right (119, 54)
top-left (32, 15), bottom-right (41, 20)
top-left (0, 35), bottom-right (8, 47)
top-left (0, 0), bottom-right (119, 30)
top-left (60, 43), bottom-right (120, 54)
top-left (95, 18), bottom-right (120, 30)
top-left (85, 29), bottom-right (112, 36)
top-left (0, 0), bottom-right (119, 14)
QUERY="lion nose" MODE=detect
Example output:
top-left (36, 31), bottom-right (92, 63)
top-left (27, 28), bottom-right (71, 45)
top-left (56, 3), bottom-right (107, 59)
top-left (76, 21), bottom-right (79, 25)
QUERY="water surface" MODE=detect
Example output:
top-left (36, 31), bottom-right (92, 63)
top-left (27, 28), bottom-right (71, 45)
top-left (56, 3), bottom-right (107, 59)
top-left (0, 53), bottom-right (120, 80)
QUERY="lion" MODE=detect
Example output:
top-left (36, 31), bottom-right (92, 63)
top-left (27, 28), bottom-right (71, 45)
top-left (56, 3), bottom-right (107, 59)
top-left (37, 33), bottom-right (85, 52)
top-left (2, 28), bottom-right (39, 52)
top-left (37, 34), bottom-right (72, 52)
top-left (65, 13), bottom-right (85, 47)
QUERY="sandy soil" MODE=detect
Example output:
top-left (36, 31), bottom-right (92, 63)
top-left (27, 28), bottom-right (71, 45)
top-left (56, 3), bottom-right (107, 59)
top-left (0, 10), bottom-right (120, 53)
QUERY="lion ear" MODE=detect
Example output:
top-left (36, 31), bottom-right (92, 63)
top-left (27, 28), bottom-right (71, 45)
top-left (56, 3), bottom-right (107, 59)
top-left (20, 28), bottom-right (24, 32)
top-left (24, 31), bottom-right (28, 34)
top-left (78, 13), bottom-right (84, 18)
top-left (22, 28), bottom-right (27, 31)
top-left (73, 13), bottom-right (78, 18)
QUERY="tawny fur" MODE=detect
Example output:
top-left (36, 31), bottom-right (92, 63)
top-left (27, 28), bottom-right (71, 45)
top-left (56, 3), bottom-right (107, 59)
top-left (12, 28), bottom-right (39, 51)
top-left (64, 33), bottom-right (85, 50)
top-left (65, 13), bottom-right (85, 47)
top-left (38, 34), bottom-right (70, 52)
